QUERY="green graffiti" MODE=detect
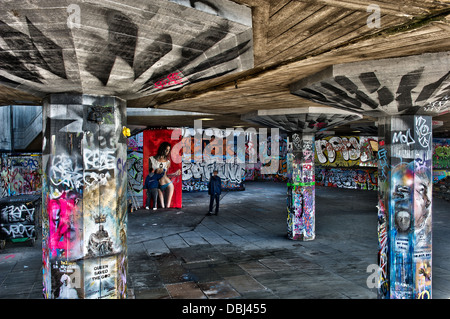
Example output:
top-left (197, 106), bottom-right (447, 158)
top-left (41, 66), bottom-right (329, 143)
top-left (434, 145), bottom-right (450, 169)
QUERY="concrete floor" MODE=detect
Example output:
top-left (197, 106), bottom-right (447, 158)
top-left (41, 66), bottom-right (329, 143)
top-left (0, 181), bottom-right (449, 299)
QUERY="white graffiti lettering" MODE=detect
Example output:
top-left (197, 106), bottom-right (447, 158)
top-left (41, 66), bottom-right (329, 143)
top-left (415, 116), bottom-right (431, 149)
top-left (182, 162), bottom-right (245, 184)
top-left (83, 149), bottom-right (115, 170)
top-left (315, 136), bottom-right (360, 164)
top-left (50, 155), bottom-right (83, 190)
top-left (1, 223), bottom-right (35, 238)
top-left (392, 129), bottom-right (415, 146)
top-left (84, 171), bottom-right (111, 190)
top-left (1, 205), bottom-right (35, 223)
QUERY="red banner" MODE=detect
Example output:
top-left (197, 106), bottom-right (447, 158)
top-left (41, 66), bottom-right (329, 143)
top-left (143, 129), bottom-right (182, 208)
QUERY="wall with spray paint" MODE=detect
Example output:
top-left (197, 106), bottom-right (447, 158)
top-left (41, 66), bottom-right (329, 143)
top-left (0, 194), bottom-right (40, 244)
top-left (433, 138), bottom-right (450, 169)
top-left (432, 138), bottom-right (450, 202)
top-left (127, 132), bottom-right (144, 206)
top-left (315, 136), bottom-right (378, 167)
top-left (313, 136), bottom-right (378, 191)
top-left (0, 154), bottom-right (42, 198)
top-left (180, 132), bottom-right (246, 192)
top-left (315, 167), bottom-right (378, 190)
top-left (182, 161), bottom-right (245, 192)
top-left (244, 134), bottom-right (288, 182)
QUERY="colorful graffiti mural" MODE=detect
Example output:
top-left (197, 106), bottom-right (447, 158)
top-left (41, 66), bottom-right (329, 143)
top-left (315, 136), bottom-right (378, 167)
top-left (433, 138), bottom-right (450, 169)
top-left (0, 154), bottom-right (41, 198)
top-left (315, 167), bottom-right (378, 190)
top-left (127, 132), bottom-right (144, 206)
top-left (180, 130), bottom-right (249, 192)
top-left (244, 134), bottom-right (288, 182)
top-left (42, 94), bottom-right (127, 299)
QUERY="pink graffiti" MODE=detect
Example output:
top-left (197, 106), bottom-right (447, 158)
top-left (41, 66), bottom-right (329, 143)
top-left (3, 254), bottom-right (15, 260)
top-left (47, 192), bottom-right (79, 258)
top-left (154, 72), bottom-right (183, 90)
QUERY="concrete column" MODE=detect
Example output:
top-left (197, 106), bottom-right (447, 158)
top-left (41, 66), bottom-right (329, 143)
top-left (377, 115), bottom-right (432, 299)
top-left (41, 94), bottom-right (128, 299)
top-left (287, 133), bottom-right (315, 241)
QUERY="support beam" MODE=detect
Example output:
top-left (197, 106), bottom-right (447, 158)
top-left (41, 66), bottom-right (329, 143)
top-left (42, 94), bottom-right (128, 299)
top-left (377, 115), bottom-right (433, 299)
top-left (287, 133), bottom-right (315, 241)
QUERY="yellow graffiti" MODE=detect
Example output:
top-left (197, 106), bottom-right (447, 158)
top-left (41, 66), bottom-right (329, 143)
top-left (418, 290), bottom-right (430, 299)
top-left (122, 126), bottom-right (131, 138)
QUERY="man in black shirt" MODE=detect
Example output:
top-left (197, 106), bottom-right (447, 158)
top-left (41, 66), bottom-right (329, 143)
top-left (207, 169), bottom-right (222, 216)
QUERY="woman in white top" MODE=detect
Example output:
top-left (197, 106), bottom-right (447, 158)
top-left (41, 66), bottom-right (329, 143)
top-left (149, 142), bottom-right (181, 208)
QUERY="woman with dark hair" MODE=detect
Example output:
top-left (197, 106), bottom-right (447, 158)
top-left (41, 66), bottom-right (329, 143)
top-left (149, 142), bottom-right (181, 208)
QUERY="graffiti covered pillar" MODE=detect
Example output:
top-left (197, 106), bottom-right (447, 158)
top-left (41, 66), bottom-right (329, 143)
top-left (377, 115), bottom-right (433, 299)
top-left (42, 93), bottom-right (127, 299)
top-left (242, 107), bottom-right (362, 241)
top-left (290, 52), bottom-right (450, 298)
top-left (287, 133), bottom-right (315, 241)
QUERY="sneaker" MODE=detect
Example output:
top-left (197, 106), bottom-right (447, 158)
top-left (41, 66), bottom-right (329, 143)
top-left (145, 206), bottom-right (149, 210)
top-left (206, 212), bottom-right (213, 216)
top-left (153, 208), bottom-right (157, 211)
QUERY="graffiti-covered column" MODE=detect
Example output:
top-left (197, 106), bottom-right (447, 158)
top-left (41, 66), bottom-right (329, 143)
top-left (377, 115), bottom-right (432, 299)
top-left (242, 107), bottom-right (362, 241)
top-left (287, 133), bottom-right (315, 241)
top-left (290, 52), bottom-right (449, 298)
top-left (42, 94), bottom-right (127, 299)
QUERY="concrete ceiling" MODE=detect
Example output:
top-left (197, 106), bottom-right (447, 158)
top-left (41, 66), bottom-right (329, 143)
top-left (291, 52), bottom-right (450, 117)
top-left (0, 0), bottom-right (450, 137)
top-left (242, 106), bottom-right (363, 133)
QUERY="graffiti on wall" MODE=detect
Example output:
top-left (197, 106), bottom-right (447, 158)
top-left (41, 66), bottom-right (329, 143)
top-left (127, 133), bottom-right (144, 199)
top-left (42, 95), bottom-right (127, 299)
top-left (433, 138), bottom-right (450, 169)
top-left (182, 161), bottom-right (245, 192)
top-left (315, 167), bottom-right (378, 190)
top-left (315, 136), bottom-right (378, 167)
top-left (0, 155), bottom-right (41, 198)
top-left (244, 134), bottom-right (288, 182)
top-left (180, 132), bottom-right (248, 192)
top-left (0, 195), bottom-right (40, 241)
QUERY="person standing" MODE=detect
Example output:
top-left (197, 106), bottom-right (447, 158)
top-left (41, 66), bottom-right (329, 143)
top-left (207, 169), bottom-right (222, 216)
top-left (144, 165), bottom-right (165, 210)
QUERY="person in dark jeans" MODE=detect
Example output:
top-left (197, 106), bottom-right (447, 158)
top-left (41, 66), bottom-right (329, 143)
top-left (207, 169), bottom-right (222, 216)
top-left (144, 165), bottom-right (165, 210)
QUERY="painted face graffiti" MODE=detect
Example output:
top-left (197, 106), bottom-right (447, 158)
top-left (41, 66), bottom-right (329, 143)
top-left (395, 210), bottom-right (411, 233)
